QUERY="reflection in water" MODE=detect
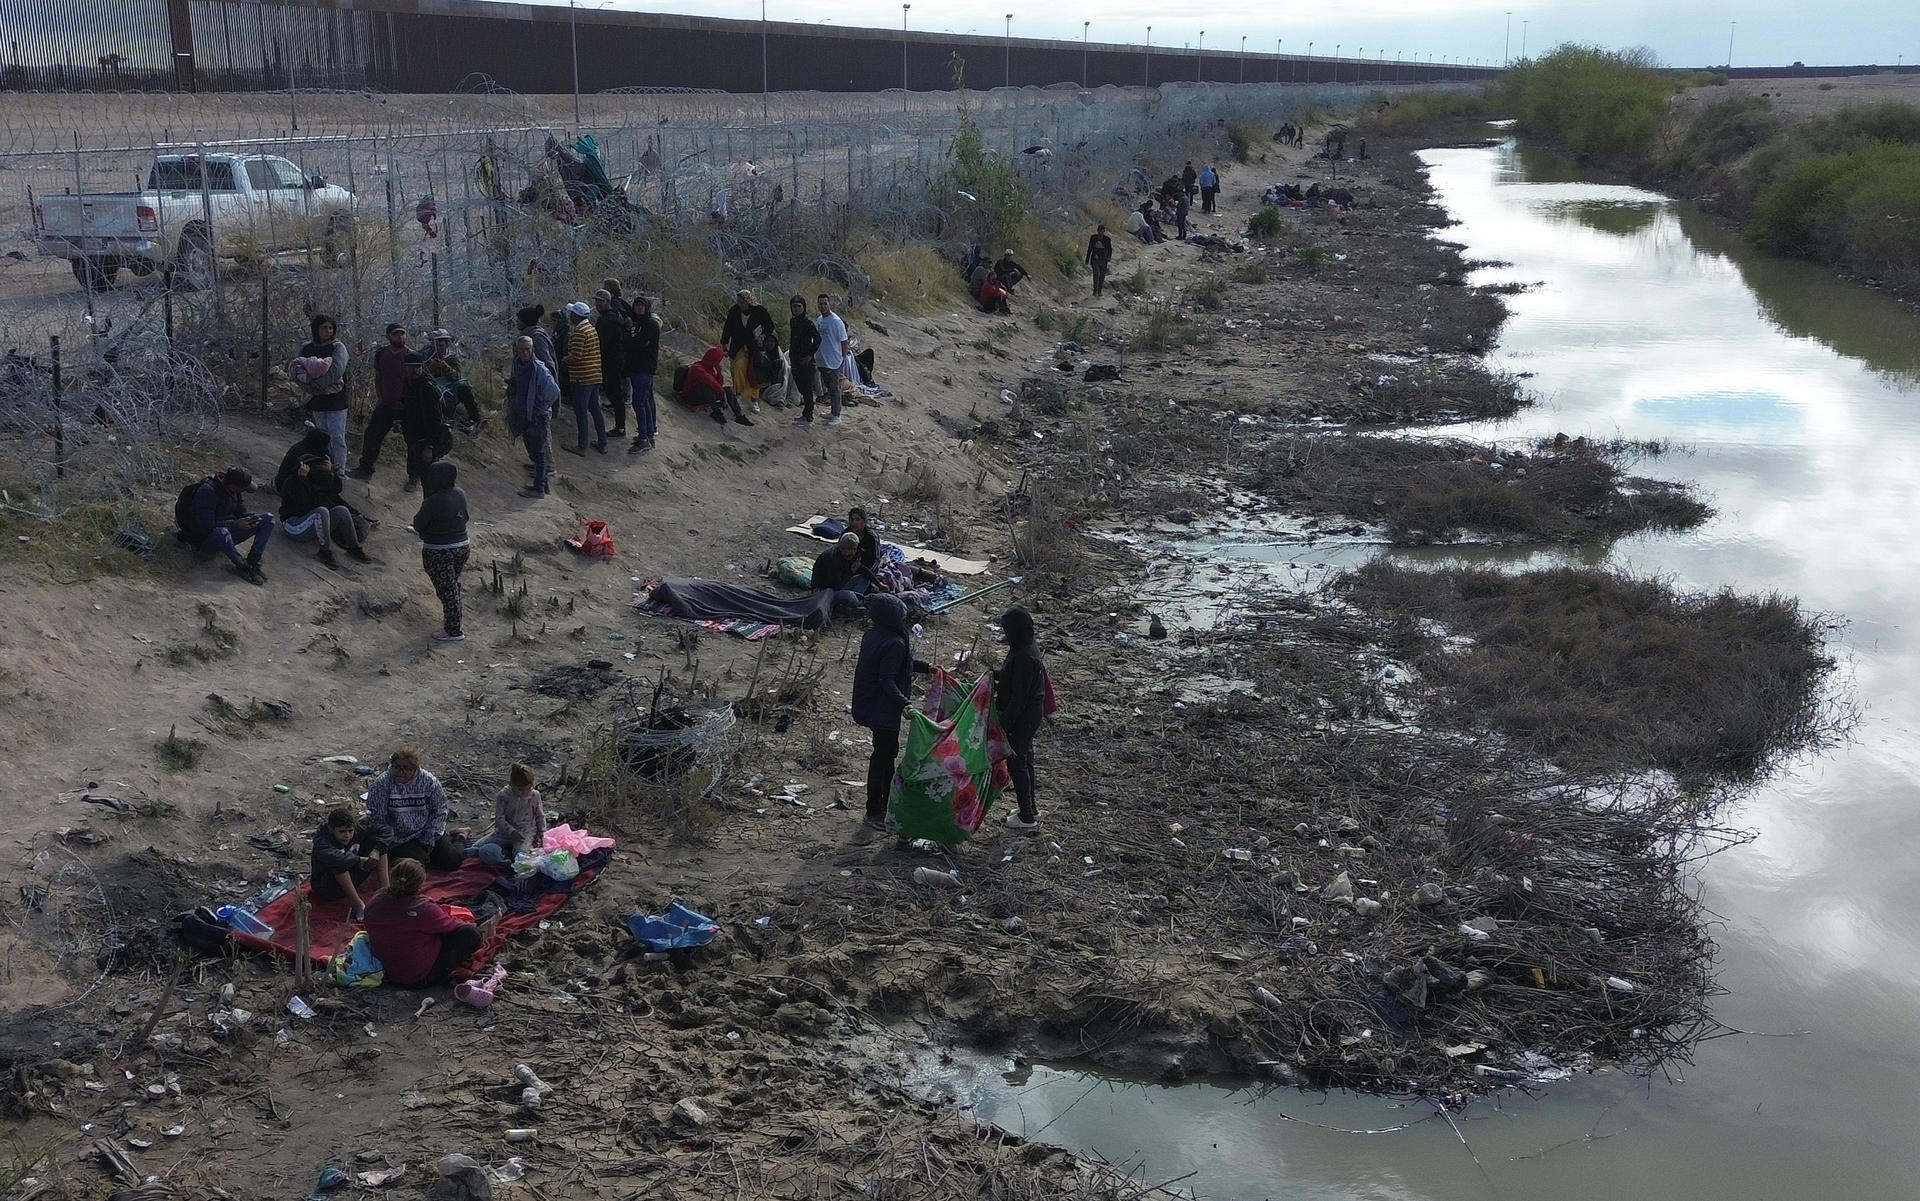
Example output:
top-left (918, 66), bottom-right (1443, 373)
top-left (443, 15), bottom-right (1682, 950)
top-left (969, 140), bottom-right (1920, 1201)
top-left (1557, 200), bottom-right (1660, 237)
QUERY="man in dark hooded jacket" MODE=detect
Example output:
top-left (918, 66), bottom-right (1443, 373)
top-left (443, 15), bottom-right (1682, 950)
top-left (994, 606), bottom-right (1049, 828)
top-left (851, 594), bottom-right (930, 832)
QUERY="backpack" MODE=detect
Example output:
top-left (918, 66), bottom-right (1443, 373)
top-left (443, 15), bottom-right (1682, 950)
top-left (173, 477), bottom-right (212, 544)
top-left (672, 363), bottom-right (690, 395)
top-left (174, 906), bottom-right (232, 955)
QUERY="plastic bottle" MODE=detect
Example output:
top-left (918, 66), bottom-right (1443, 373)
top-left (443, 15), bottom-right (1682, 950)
top-left (912, 867), bottom-right (960, 887)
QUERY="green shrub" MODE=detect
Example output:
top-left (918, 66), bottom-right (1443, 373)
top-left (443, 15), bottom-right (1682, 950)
top-left (1840, 150), bottom-right (1920, 278)
top-left (1748, 146), bottom-right (1885, 257)
top-left (1502, 44), bottom-right (1670, 158)
top-left (1189, 275), bottom-right (1228, 311)
top-left (1296, 243), bottom-right (1330, 272)
top-left (1226, 122), bottom-right (1259, 163)
top-left (1246, 207), bottom-right (1285, 239)
top-left (1665, 94), bottom-right (1783, 175)
top-left (930, 55), bottom-right (1027, 248)
top-left (1034, 308), bottom-right (1056, 331)
top-left (1363, 88), bottom-right (1500, 133)
top-left (1048, 241), bottom-right (1081, 278)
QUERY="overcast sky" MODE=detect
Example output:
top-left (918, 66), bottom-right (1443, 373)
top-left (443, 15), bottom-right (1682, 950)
top-left (522, 0), bottom-right (1912, 70)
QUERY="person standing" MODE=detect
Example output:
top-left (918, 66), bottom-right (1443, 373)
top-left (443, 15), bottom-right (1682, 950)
top-left (506, 335), bottom-right (559, 498)
top-left (398, 352), bottom-right (450, 493)
top-left (295, 314), bottom-right (350, 472)
top-left (786, 294), bottom-right (822, 428)
top-left (1084, 224), bottom-right (1113, 296)
top-left (625, 296), bottom-right (662, 453)
top-left (720, 289), bottom-right (777, 411)
top-left (364, 746), bottom-right (463, 868)
top-left (1199, 163), bottom-right (1219, 214)
top-left (814, 294), bottom-right (850, 428)
top-left (349, 323), bottom-right (411, 481)
top-left (1181, 160), bottom-right (1198, 200)
top-left (593, 288), bottom-right (628, 439)
top-left (561, 301), bottom-right (607, 455)
top-left (422, 329), bottom-right (481, 431)
top-left (1174, 188), bottom-right (1191, 241)
top-left (851, 594), bottom-right (931, 833)
top-left (994, 605), bottom-right (1050, 829)
top-left (412, 460), bottom-right (470, 644)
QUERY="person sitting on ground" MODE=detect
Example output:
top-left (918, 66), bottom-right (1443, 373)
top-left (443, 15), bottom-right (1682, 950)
top-left (473, 763), bottom-right (547, 867)
top-left (310, 806), bottom-right (386, 921)
top-left (364, 745), bottom-right (464, 869)
top-left (851, 594), bottom-right (932, 832)
top-left (993, 249), bottom-right (1029, 293)
top-left (274, 423), bottom-right (332, 497)
top-left (995, 605), bottom-right (1051, 830)
top-left (679, 345), bottom-right (749, 426)
top-left (398, 351), bottom-right (450, 493)
top-left (813, 532), bottom-right (874, 616)
top-left (1127, 204), bottom-right (1157, 245)
top-left (363, 858), bottom-right (496, 988)
top-left (959, 244), bottom-right (985, 281)
top-left (182, 466), bottom-right (274, 586)
top-left (422, 329), bottom-right (482, 432)
top-left (976, 270), bottom-right (1012, 315)
top-left (847, 506), bottom-right (881, 572)
top-left (279, 456), bottom-right (370, 567)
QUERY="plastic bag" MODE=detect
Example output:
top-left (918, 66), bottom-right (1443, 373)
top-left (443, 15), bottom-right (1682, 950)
top-left (534, 849), bottom-right (580, 881)
top-left (568, 519), bottom-right (616, 558)
top-left (329, 929), bottom-right (385, 988)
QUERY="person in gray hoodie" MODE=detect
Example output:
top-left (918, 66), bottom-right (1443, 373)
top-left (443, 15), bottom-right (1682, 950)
top-left (412, 459), bottom-right (470, 643)
top-left (850, 594), bottom-right (931, 831)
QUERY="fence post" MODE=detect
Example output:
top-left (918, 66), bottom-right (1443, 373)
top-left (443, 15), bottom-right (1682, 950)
top-left (259, 280), bottom-right (270, 408)
top-left (431, 252), bottom-right (441, 329)
top-left (50, 335), bottom-right (64, 480)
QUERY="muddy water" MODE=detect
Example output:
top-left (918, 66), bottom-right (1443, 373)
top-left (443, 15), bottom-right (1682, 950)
top-left (921, 141), bottom-right (1920, 1198)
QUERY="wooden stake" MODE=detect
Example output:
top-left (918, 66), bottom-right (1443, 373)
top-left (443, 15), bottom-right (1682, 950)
top-left (292, 890), bottom-right (314, 988)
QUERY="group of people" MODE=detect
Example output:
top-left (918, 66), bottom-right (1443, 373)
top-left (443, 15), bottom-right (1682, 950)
top-left (508, 281), bottom-right (663, 497)
top-left (852, 602), bottom-right (1051, 833)
top-left (1261, 182), bottom-right (1357, 211)
top-left (960, 248), bottom-right (1030, 316)
top-left (679, 289), bottom-right (857, 429)
top-left (309, 748), bottom-right (548, 986)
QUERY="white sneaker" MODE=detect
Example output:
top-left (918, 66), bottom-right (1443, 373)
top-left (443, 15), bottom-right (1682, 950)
top-left (792, 417), bottom-right (812, 428)
top-left (825, 415), bottom-right (842, 426)
top-left (1004, 811), bottom-right (1038, 829)
top-left (430, 630), bottom-right (466, 643)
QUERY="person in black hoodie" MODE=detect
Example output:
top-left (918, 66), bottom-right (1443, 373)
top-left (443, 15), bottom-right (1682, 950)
top-left (785, 294), bottom-right (822, 427)
top-left (994, 606), bottom-right (1049, 829)
top-left (274, 423), bottom-right (332, 496)
top-left (413, 460), bottom-right (470, 644)
top-left (593, 288), bottom-right (629, 437)
top-left (398, 352), bottom-right (450, 493)
top-left (850, 594), bottom-right (931, 831)
top-left (279, 458), bottom-right (370, 567)
top-left (625, 295), bottom-right (663, 453)
top-left (719, 289), bottom-right (777, 410)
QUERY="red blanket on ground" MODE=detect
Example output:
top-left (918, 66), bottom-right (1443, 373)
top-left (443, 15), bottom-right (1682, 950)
top-left (227, 857), bottom-right (606, 982)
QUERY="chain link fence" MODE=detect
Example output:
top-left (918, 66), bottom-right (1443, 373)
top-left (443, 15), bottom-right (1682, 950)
top-left (0, 79), bottom-right (1405, 525)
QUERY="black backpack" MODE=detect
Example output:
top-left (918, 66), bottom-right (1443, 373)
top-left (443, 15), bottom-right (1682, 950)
top-left (672, 363), bottom-right (690, 395)
top-left (173, 477), bottom-right (212, 544)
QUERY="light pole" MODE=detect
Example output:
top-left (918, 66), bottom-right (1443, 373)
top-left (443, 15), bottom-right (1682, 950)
top-left (1307, 41), bottom-right (1313, 82)
top-left (1197, 30), bottom-right (1204, 82)
top-left (1278, 39), bottom-right (1284, 84)
top-left (1239, 35), bottom-right (1246, 84)
top-left (280, 0), bottom-right (298, 130)
top-left (1520, 20), bottom-right (1527, 60)
top-left (1504, 11), bottom-right (1511, 64)
top-left (1144, 26), bottom-right (1152, 86)
top-left (1004, 14), bottom-right (1012, 87)
top-left (901, 4), bottom-right (910, 91)
top-left (1334, 43), bottom-right (1340, 84)
top-left (1357, 47), bottom-right (1364, 83)
top-left (1726, 21), bottom-right (1736, 68)
top-left (570, 0), bottom-right (581, 126)
top-left (1082, 21), bottom-right (1090, 88)
top-left (761, 0), bottom-right (768, 117)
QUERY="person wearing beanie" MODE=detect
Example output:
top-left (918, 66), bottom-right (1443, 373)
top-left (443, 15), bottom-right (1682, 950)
top-left (182, 466), bottom-right (275, 585)
top-left (561, 300), bottom-right (608, 454)
top-left (592, 288), bottom-right (628, 438)
top-left (994, 606), bottom-right (1049, 828)
top-left (786, 294), bottom-right (822, 427)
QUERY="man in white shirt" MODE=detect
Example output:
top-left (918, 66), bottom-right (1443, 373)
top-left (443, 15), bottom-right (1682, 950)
top-left (814, 294), bottom-right (851, 428)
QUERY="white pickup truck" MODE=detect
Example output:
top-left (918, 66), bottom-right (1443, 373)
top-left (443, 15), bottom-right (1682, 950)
top-left (29, 152), bottom-right (356, 290)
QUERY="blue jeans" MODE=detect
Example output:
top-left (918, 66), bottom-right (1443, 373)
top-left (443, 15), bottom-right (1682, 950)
top-left (200, 515), bottom-right (274, 569)
top-left (832, 588), bottom-right (867, 615)
top-left (471, 832), bottom-right (522, 866)
top-left (523, 415), bottom-right (551, 490)
top-left (283, 504), bottom-right (358, 550)
top-left (629, 372), bottom-right (656, 442)
top-left (571, 384), bottom-right (606, 449)
top-left (310, 408), bottom-right (349, 475)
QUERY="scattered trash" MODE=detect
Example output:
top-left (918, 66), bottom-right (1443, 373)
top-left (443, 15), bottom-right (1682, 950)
top-left (1222, 847), bottom-right (1253, 862)
top-left (287, 995), bottom-right (317, 1020)
top-left (1353, 897), bottom-right (1382, 917)
top-left (672, 1097), bottom-right (714, 1127)
top-left (1457, 923), bottom-right (1491, 943)
top-left (160, 1124), bottom-right (185, 1138)
top-left (357, 1166), bottom-right (407, 1188)
top-left (911, 866), bottom-right (960, 887)
top-left (1413, 882), bottom-right (1447, 907)
top-left (1604, 976), bottom-right (1636, 993)
top-left (1252, 985), bottom-right (1285, 1013)
top-left (1320, 871), bottom-right (1354, 902)
top-left (627, 902), bottom-right (720, 952)
top-left (455, 964), bottom-right (508, 1010)
top-left (504, 1127), bottom-right (537, 1143)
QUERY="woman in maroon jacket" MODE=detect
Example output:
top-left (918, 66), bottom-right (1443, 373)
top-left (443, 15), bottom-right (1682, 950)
top-left (362, 859), bottom-right (494, 987)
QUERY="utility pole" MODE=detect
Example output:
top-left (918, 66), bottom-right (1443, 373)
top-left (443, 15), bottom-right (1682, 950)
top-left (1239, 35), bottom-right (1246, 84)
top-left (1726, 20), bottom-right (1736, 68)
top-left (901, 4), bottom-right (910, 91)
top-left (761, 0), bottom-right (769, 118)
top-left (1144, 26), bottom-right (1151, 86)
top-left (570, 0), bottom-right (581, 127)
top-left (1004, 14), bottom-right (1012, 87)
top-left (281, 0), bottom-right (298, 131)
top-left (1278, 39), bottom-right (1284, 84)
top-left (1197, 30), bottom-right (1203, 81)
top-left (1504, 11), bottom-right (1512, 65)
top-left (1082, 21), bottom-right (1090, 88)
top-left (1520, 20), bottom-right (1527, 60)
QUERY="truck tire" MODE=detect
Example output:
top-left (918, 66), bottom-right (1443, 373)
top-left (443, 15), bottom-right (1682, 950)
top-left (71, 256), bottom-right (120, 291)
top-left (173, 225), bottom-right (214, 291)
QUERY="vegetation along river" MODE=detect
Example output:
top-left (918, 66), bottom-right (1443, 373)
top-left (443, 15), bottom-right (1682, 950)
top-left (916, 137), bottom-right (1920, 1200)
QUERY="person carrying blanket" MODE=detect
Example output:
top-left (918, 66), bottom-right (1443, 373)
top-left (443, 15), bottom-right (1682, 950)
top-left (852, 595), bottom-right (931, 832)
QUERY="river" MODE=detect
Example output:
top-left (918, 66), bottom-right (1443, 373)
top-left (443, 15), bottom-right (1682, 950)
top-left (912, 139), bottom-right (1920, 1199)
